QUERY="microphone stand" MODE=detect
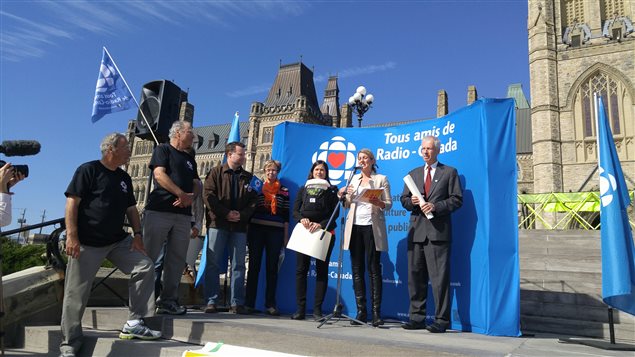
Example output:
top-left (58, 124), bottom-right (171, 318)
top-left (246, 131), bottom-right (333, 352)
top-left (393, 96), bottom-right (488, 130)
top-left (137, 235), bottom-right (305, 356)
top-left (317, 167), bottom-right (368, 328)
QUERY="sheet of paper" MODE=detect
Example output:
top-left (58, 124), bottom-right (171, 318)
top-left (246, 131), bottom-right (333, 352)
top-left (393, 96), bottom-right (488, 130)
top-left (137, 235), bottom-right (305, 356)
top-left (286, 223), bottom-right (333, 261)
top-left (403, 174), bottom-right (434, 219)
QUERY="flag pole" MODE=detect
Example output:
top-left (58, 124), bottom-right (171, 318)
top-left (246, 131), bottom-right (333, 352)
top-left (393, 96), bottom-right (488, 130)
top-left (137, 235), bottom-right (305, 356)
top-left (103, 46), bottom-right (159, 145)
top-left (593, 92), bottom-right (617, 346)
top-left (594, 92), bottom-right (600, 165)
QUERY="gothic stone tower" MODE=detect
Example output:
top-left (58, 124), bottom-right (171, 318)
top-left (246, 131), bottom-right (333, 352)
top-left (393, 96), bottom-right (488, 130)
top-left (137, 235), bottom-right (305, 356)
top-left (246, 62), bottom-right (351, 174)
top-left (528, 0), bottom-right (634, 194)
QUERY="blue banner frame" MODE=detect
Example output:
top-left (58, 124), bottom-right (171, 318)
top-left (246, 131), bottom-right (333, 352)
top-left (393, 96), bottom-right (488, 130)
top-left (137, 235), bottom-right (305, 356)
top-left (250, 98), bottom-right (520, 336)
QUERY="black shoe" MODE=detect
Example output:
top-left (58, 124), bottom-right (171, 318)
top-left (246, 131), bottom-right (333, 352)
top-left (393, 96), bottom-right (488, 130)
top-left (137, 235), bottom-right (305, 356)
top-left (372, 315), bottom-right (385, 327)
top-left (265, 307), bottom-right (280, 316)
top-left (291, 311), bottom-right (305, 320)
top-left (425, 322), bottom-right (447, 333)
top-left (402, 320), bottom-right (426, 330)
top-left (350, 311), bottom-right (367, 325)
top-left (230, 305), bottom-right (249, 315)
top-left (313, 311), bottom-right (324, 321)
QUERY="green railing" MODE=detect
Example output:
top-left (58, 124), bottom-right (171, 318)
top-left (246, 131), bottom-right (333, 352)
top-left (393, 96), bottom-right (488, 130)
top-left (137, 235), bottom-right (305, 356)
top-left (518, 191), bottom-right (635, 230)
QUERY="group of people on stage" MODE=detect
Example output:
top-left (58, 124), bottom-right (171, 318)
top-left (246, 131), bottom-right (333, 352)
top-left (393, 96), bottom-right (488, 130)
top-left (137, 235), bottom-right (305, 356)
top-left (58, 120), bottom-right (463, 357)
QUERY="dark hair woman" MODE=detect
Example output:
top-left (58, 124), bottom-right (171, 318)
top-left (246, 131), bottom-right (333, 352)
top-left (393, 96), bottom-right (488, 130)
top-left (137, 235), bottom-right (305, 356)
top-left (291, 160), bottom-right (339, 320)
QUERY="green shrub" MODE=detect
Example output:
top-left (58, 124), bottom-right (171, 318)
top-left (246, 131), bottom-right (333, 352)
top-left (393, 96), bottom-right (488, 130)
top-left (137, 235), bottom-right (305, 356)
top-left (1, 237), bottom-right (46, 275)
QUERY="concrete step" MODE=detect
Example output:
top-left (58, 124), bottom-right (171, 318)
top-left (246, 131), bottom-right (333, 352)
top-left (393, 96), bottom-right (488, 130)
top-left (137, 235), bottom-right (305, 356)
top-left (521, 299), bottom-right (635, 324)
top-left (520, 256), bottom-right (600, 273)
top-left (14, 308), bottom-right (634, 356)
top-left (520, 288), bottom-right (604, 307)
top-left (20, 325), bottom-right (198, 357)
top-left (521, 269), bottom-right (602, 284)
top-left (520, 275), bottom-right (602, 295)
top-left (521, 315), bottom-right (635, 342)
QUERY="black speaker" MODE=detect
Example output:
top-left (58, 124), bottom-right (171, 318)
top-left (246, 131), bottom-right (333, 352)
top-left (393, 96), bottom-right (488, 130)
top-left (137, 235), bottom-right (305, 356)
top-left (135, 80), bottom-right (182, 142)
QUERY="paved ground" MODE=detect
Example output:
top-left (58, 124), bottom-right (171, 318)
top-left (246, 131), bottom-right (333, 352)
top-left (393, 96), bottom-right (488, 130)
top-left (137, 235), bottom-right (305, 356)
top-left (6, 307), bottom-right (634, 357)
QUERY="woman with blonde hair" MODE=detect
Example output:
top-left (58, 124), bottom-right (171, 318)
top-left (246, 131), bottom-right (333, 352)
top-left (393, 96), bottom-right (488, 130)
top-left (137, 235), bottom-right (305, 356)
top-left (341, 148), bottom-right (392, 326)
top-left (245, 160), bottom-right (290, 316)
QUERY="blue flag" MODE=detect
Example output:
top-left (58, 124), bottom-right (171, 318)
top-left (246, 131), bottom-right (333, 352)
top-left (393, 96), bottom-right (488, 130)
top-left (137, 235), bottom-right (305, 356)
top-left (250, 175), bottom-right (263, 194)
top-left (91, 47), bottom-right (134, 123)
top-left (228, 111), bottom-right (241, 143)
top-left (596, 95), bottom-right (635, 316)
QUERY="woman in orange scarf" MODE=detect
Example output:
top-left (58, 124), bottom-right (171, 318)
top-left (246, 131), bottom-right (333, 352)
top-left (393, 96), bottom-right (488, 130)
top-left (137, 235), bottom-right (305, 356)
top-left (245, 160), bottom-right (290, 316)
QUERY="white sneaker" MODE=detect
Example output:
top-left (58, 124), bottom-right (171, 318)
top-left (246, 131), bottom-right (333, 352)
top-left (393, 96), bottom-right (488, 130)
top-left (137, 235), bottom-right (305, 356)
top-left (119, 320), bottom-right (162, 340)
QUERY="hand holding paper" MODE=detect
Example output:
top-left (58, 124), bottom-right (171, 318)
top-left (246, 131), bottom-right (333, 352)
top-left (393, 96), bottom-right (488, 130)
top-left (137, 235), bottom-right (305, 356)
top-left (403, 174), bottom-right (434, 219)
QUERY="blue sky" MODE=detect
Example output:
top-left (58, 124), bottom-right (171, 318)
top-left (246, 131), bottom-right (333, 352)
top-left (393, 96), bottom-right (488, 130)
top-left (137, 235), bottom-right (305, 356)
top-left (1, 0), bottom-right (529, 233)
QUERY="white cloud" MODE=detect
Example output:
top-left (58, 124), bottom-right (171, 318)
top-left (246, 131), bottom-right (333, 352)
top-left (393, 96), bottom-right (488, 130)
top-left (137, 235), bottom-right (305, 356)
top-left (1, 0), bottom-right (310, 62)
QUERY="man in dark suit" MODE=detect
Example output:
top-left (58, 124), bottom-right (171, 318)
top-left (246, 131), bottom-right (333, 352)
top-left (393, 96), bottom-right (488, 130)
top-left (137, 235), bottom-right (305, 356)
top-left (400, 136), bottom-right (463, 333)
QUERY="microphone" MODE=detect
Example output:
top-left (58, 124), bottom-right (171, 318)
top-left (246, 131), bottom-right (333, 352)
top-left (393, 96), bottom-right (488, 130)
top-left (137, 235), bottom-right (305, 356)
top-left (0, 140), bottom-right (41, 156)
top-left (353, 166), bottom-right (363, 170)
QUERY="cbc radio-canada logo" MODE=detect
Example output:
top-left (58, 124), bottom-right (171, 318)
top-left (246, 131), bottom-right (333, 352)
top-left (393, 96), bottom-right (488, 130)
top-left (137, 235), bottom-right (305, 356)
top-left (311, 136), bottom-right (357, 185)
top-left (599, 166), bottom-right (617, 207)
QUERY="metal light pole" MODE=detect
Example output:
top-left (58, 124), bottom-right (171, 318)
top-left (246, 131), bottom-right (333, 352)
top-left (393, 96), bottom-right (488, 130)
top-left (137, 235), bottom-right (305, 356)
top-left (348, 86), bottom-right (374, 127)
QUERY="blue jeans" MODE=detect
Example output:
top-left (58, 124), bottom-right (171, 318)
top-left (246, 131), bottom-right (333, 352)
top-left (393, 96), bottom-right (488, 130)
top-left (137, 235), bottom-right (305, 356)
top-left (204, 228), bottom-right (247, 306)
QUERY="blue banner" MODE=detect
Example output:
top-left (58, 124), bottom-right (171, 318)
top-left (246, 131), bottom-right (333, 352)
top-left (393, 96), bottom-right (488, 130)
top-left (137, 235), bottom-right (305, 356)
top-left (596, 96), bottom-right (635, 315)
top-left (259, 98), bottom-right (520, 336)
top-left (91, 47), bottom-right (134, 123)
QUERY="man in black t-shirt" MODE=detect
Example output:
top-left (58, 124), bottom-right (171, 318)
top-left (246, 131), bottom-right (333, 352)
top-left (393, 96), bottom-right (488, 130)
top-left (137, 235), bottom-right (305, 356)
top-left (60, 133), bottom-right (159, 357)
top-left (143, 120), bottom-right (200, 315)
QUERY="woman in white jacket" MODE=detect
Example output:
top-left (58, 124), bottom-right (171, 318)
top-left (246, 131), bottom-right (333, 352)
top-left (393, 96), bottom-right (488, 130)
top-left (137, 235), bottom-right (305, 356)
top-left (341, 149), bottom-right (392, 327)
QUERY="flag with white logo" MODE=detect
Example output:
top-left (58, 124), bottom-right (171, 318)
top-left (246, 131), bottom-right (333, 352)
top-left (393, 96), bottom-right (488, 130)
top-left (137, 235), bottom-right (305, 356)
top-left (250, 175), bottom-right (263, 194)
top-left (91, 47), bottom-right (135, 123)
top-left (596, 94), bottom-right (635, 316)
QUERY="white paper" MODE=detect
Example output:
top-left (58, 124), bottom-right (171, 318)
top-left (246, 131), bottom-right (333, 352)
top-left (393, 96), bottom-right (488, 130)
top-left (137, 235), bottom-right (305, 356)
top-left (403, 174), bottom-right (434, 219)
top-left (286, 223), bottom-right (333, 261)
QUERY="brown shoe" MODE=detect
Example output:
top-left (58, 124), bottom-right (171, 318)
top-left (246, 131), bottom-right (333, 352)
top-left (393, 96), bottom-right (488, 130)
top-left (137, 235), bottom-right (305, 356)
top-left (230, 305), bottom-right (249, 315)
top-left (204, 304), bottom-right (217, 313)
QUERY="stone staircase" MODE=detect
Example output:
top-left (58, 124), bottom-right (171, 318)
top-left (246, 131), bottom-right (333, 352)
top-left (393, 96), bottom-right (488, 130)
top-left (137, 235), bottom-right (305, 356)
top-left (519, 230), bottom-right (635, 341)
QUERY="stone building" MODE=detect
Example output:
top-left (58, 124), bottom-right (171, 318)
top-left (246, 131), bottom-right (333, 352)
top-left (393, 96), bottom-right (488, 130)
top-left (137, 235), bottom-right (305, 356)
top-left (528, 0), bottom-right (634, 194)
top-left (125, 62), bottom-right (351, 210)
top-left (245, 62), bottom-right (351, 173)
top-left (124, 61), bottom-right (534, 212)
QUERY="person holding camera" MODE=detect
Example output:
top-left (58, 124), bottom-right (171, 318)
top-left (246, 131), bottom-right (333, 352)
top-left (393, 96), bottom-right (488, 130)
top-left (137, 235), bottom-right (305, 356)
top-left (0, 162), bottom-right (25, 227)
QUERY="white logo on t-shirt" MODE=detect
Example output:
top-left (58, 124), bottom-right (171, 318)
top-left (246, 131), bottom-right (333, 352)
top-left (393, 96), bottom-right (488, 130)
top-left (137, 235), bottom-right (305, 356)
top-left (187, 161), bottom-right (193, 171)
top-left (120, 181), bottom-right (128, 193)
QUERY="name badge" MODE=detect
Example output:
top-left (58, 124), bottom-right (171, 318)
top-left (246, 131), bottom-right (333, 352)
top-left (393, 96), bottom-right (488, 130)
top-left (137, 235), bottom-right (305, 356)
top-left (310, 198), bottom-right (316, 203)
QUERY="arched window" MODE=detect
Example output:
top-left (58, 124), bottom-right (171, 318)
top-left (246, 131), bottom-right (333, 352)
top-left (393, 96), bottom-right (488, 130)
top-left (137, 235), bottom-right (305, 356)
top-left (140, 186), bottom-right (146, 203)
top-left (572, 70), bottom-right (633, 162)
top-left (262, 127), bottom-right (273, 143)
top-left (258, 154), bottom-right (265, 170)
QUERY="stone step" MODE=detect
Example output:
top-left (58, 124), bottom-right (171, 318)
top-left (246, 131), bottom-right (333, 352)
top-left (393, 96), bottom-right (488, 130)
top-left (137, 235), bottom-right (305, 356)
top-left (519, 245), bottom-right (600, 257)
top-left (521, 269), bottom-right (602, 283)
top-left (21, 325), bottom-right (197, 357)
top-left (521, 299), bottom-right (635, 324)
top-left (520, 288), bottom-right (604, 307)
top-left (520, 256), bottom-right (600, 273)
top-left (521, 315), bottom-right (635, 342)
top-left (520, 275), bottom-right (602, 295)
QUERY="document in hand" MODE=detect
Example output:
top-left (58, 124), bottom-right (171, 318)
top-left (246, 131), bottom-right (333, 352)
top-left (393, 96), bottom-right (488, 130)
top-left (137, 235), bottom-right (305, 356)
top-left (354, 188), bottom-right (384, 203)
top-left (287, 223), bottom-right (333, 261)
top-left (403, 174), bottom-right (434, 219)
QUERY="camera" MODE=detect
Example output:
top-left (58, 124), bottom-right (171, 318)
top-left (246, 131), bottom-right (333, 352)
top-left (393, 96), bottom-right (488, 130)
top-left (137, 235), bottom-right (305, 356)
top-left (0, 160), bottom-right (29, 178)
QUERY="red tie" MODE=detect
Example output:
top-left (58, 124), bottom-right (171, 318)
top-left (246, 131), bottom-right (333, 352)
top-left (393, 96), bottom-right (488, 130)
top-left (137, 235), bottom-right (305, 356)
top-left (424, 166), bottom-right (432, 199)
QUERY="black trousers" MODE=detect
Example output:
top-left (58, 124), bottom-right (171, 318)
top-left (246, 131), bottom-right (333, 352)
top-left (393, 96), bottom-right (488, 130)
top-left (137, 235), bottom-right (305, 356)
top-left (407, 238), bottom-right (451, 325)
top-left (245, 224), bottom-right (285, 308)
top-left (295, 234), bottom-right (335, 312)
top-left (349, 225), bottom-right (382, 301)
